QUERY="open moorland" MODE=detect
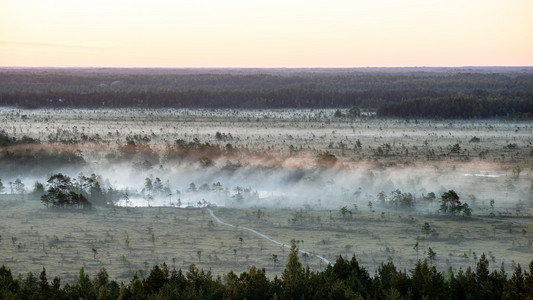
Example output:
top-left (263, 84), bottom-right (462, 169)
top-left (0, 106), bottom-right (532, 284)
top-left (1, 197), bottom-right (532, 284)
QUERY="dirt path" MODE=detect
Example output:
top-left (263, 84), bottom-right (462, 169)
top-left (206, 208), bottom-right (332, 266)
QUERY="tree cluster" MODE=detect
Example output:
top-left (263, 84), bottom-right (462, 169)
top-left (378, 189), bottom-right (416, 209)
top-left (439, 190), bottom-right (472, 216)
top-left (377, 94), bottom-right (533, 119)
top-left (40, 174), bottom-right (91, 209)
top-left (1, 245), bottom-right (532, 299)
top-left (0, 132), bottom-right (85, 175)
top-left (40, 173), bottom-right (109, 209)
top-left (316, 151), bottom-right (338, 168)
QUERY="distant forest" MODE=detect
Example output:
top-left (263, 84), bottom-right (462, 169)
top-left (1, 68), bottom-right (533, 118)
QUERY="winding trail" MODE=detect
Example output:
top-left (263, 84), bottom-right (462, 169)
top-left (206, 208), bottom-right (332, 266)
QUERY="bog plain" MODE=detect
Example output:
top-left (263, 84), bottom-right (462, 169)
top-left (0, 108), bottom-right (532, 283)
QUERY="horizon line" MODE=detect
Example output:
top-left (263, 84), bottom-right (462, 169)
top-left (2, 65), bottom-right (533, 70)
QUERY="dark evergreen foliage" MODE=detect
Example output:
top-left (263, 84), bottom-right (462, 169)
top-left (1, 70), bottom-right (533, 118)
top-left (377, 94), bottom-right (533, 119)
top-left (1, 251), bottom-right (532, 299)
top-left (41, 173), bottom-right (92, 209)
top-left (439, 190), bottom-right (472, 216)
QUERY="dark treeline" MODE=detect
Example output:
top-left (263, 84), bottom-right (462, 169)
top-left (1, 89), bottom-right (443, 110)
top-left (1, 69), bottom-right (533, 116)
top-left (1, 245), bottom-right (532, 299)
top-left (3, 69), bottom-right (533, 93)
top-left (0, 131), bottom-right (85, 176)
top-left (377, 94), bottom-right (533, 119)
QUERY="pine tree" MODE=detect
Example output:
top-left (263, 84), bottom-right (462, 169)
top-left (505, 264), bottom-right (526, 299)
top-left (282, 243), bottom-right (307, 299)
top-left (39, 267), bottom-right (50, 299)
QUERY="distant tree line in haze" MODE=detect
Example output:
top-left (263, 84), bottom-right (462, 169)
top-left (377, 94), bottom-right (533, 119)
top-left (1, 244), bottom-right (532, 299)
top-left (1, 69), bottom-right (533, 118)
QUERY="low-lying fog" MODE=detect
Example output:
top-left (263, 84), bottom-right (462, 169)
top-left (1, 108), bottom-right (531, 214)
top-left (6, 156), bottom-right (530, 215)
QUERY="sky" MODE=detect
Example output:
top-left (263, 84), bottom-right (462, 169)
top-left (1, 0), bottom-right (532, 68)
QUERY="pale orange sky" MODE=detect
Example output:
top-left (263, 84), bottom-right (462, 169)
top-left (1, 0), bottom-right (532, 67)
